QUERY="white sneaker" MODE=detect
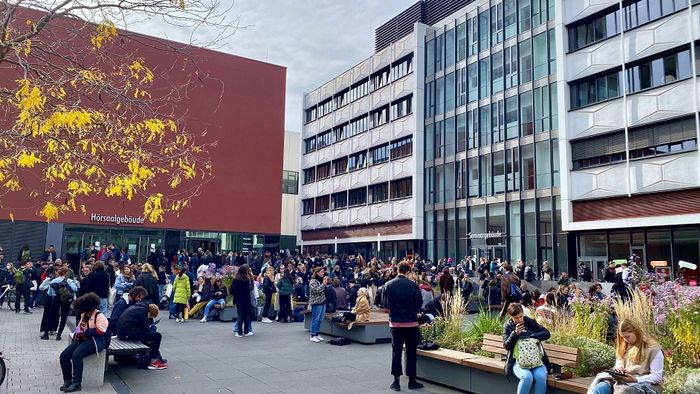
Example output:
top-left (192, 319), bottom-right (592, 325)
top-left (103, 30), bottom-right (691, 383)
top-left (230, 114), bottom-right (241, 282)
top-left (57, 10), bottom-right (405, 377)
top-left (234, 333), bottom-right (243, 338)
top-left (315, 335), bottom-right (325, 341)
top-left (244, 332), bottom-right (254, 337)
top-left (175, 318), bottom-right (180, 323)
top-left (310, 336), bottom-right (321, 342)
top-left (200, 317), bottom-right (207, 323)
top-left (261, 318), bottom-right (272, 323)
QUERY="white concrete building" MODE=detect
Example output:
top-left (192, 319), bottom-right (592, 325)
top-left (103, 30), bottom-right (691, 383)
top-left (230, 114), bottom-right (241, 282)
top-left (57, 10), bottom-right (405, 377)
top-left (281, 130), bottom-right (300, 251)
top-left (299, 31), bottom-right (424, 260)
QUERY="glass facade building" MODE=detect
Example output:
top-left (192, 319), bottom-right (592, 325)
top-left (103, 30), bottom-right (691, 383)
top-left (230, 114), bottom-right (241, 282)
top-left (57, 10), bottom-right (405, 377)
top-left (422, 0), bottom-right (569, 274)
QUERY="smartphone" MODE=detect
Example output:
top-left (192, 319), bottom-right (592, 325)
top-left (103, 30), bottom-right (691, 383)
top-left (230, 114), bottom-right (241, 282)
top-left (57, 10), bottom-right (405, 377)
top-left (604, 370), bottom-right (629, 380)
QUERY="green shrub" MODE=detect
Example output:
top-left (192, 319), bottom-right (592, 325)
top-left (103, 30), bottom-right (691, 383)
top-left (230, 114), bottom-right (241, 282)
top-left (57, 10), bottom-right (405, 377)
top-left (665, 367), bottom-right (700, 394)
top-left (549, 334), bottom-right (615, 377)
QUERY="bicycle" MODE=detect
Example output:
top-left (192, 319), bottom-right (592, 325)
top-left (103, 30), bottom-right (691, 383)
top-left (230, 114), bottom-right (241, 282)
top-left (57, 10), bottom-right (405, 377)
top-left (0, 284), bottom-right (16, 311)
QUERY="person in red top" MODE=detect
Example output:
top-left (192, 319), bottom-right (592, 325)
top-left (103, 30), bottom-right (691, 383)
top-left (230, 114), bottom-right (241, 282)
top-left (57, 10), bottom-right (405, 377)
top-left (59, 292), bottom-right (109, 393)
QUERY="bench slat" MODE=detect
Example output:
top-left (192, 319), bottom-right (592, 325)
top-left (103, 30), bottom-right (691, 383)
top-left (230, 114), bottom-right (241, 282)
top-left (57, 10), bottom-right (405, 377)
top-left (481, 345), bottom-right (508, 355)
top-left (543, 343), bottom-right (580, 357)
top-left (416, 348), bottom-right (470, 364)
top-left (544, 350), bottom-right (579, 363)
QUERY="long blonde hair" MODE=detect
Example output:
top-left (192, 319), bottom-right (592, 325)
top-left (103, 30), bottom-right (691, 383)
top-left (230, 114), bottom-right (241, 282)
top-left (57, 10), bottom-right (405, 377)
top-left (616, 319), bottom-right (658, 364)
top-left (141, 263), bottom-right (157, 279)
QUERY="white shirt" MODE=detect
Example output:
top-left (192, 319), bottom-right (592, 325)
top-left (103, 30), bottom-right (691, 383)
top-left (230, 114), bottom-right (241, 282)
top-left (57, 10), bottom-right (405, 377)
top-left (614, 351), bottom-right (664, 385)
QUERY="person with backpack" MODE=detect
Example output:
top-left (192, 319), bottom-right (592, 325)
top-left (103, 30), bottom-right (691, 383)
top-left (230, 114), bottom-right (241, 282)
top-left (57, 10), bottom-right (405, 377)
top-left (499, 263), bottom-right (522, 319)
top-left (59, 293), bottom-right (110, 392)
top-left (14, 261), bottom-right (33, 314)
top-left (39, 266), bottom-right (78, 340)
top-left (503, 303), bottom-right (551, 394)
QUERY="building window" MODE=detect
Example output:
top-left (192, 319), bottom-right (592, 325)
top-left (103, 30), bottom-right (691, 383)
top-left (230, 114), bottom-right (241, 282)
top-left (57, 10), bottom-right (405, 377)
top-left (532, 0), bottom-right (548, 27)
top-left (456, 67), bottom-right (468, 106)
top-left (493, 150), bottom-right (506, 194)
top-left (370, 105), bottom-right (390, 128)
top-left (348, 115), bottom-right (368, 137)
top-left (315, 195), bottom-right (330, 212)
top-left (348, 187), bottom-right (367, 206)
top-left (332, 157), bottom-right (348, 176)
top-left (479, 106), bottom-right (491, 146)
top-left (369, 143), bottom-right (390, 165)
top-left (370, 66), bottom-right (391, 91)
top-left (535, 140), bottom-right (551, 188)
top-left (504, 0), bottom-right (517, 39)
top-left (568, 7), bottom-right (621, 51)
top-left (391, 95), bottom-right (413, 119)
top-left (425, 80), bottom-right (435, 118)
top-left (349, 78), bottom-right (369, 102)
top-left (282, 170), bottom-right (298, 194)
top-left (390, 136), bottom-right (413, 159)
top-left (521, 144), bottom-right (535, 190)
top-left (457, 22), bottom-right (467, 62)
top-left (456, 160), bottom-right (466, 199)
top-left (623, 0), bottom-right (686, 31)
top-left (445, 72), bottom-right (455, 112)
top-left (479, 10), bottom-right (490, 52)
top-left (468, 156), bottom-right (479, 197)
top-left (303, 168), bottom-right (315, 185)
top-left (426, 37), bottom-right (435, 76)
top-left (303, 136), bottom-right (316, 154)
top-left (491, 100), bottom-right (505, 143)
top-left (435, 76), bottom-right (445, 115)
top-left (334, 123), bottom-right (348, 142)
top-left (505, 95), bottom-right (519, 140)
top-left (479, 57), bottom-right (490, 99)
top-left (504, 45), bottom-right (519, 89)
top-left (492, 51), bottom-right (504, 94)
top-left (446, 27), bottom-right (456, 68)
top-left (316, 162), bottom-right (331, 180)
top-left (434, 120), bottom-right (445, 158)
top-left (435, 32), bottom-right (445, 72)
top-left (468, 16), bottom-right (479, 56)
top-left (519, 0), bottom-right (532, 33)
top-left (456, 112), bottom-right (467, 153)
top-left (302, 199), bottom-right (314, 215)
top-left (368, 182), bottom-right (389, 203)
top-left (317, 130), bottom-right (332, 149)
top-left (304, 106), bottom-right (316, 124)
top-left (468, 108), bottom-right (478, 149)
top-left (331, 191), bottom-right (347, 210)
top-left (491, 2), bottom-right (504, 45)
top-left (392, 54), bottom-right (413, 81)
top-left (317, 98), bottom-right (332, 118)
top-left (533, 85), bottom-right (552, 133)
top-left (626, 46), bottom-right (692, 94)
top-left (519, 38), bottom-right (533, 84)
top-left (533, 31), bottom-right (548, 80)
top-left (391, 178), bottom-right (413, 200)
top-left (548, 28), bottom-right (557, 75)
top-left (468, 62), bottom-right (479, 102)
top-left (506, 147), bottom-right (520, 192)
top-left (348, 151), bottom-right (367, 171)
top-left (334, 88), bottom-right (350, 109)
top-left (570, 70), bottom-right (621, 109)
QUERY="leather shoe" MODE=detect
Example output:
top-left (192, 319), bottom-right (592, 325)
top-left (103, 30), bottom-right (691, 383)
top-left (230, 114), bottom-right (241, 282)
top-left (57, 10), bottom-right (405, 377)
top-left (390, 381), bottom-right (401, 391)
top-left (63, 382), bottom-right (81, 393)
top-left (408, 380), bottom-right (424, 390)
top-left (59, 380), bottom-right (71, 391)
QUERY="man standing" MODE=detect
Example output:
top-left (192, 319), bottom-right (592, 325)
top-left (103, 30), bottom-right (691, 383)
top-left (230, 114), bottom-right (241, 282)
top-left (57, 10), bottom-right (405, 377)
top-left (382, 261), bottom-right (424, 391)
top-left (14, 261), bottom-right (32, 314)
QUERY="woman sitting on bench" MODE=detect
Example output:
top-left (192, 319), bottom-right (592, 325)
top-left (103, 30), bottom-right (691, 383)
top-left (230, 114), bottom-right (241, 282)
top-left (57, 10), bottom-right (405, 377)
top-left (200, 277), bottom-right (227, 323)
top-left (503, 303), bottom-right (551, 394)
top-left (59, 293), bottom-right (109, 393)
top-left (342, 287), bottom-right (370, 329)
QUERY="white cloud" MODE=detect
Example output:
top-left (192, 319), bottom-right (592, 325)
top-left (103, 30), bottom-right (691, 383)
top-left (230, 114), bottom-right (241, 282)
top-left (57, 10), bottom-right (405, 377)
top-left (126, 0), bottom-right (416, 132)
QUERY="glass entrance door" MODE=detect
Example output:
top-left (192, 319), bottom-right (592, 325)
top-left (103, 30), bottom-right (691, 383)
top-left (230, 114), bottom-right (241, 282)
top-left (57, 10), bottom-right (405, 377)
top-left (579, 256), bottom-right (607, 282)
top-left (471, 246), bottom-right (507, 262)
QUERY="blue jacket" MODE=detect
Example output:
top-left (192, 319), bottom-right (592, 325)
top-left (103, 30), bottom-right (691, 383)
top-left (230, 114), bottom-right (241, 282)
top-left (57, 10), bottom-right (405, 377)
top-left (39, 277), bottom-right (78, 297)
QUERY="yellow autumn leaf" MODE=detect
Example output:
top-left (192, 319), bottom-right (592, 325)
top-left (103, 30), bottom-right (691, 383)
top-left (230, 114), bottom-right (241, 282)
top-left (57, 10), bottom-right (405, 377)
top-left (40, 201), bottom-right (59, 222)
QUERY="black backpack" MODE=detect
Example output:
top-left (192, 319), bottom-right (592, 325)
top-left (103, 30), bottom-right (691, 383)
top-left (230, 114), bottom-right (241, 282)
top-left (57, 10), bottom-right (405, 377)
top-left (329, 337), bottom-right (351, 346)
top-left (51, 279), bottom-right (74, 303)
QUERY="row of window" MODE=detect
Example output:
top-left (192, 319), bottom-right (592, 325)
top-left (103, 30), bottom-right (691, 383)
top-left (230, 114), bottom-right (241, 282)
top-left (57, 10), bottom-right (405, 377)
top-left (426, 139), bottom-right (560, 203)
top-left (427, 83), bottom-right (558, 158)
top-left (570, 45), bottom-right (694, 109)
top-left (304, 95), bottom-right (413, 154)
top-left (569, 0), bottom-right (693, 52)
top-left (571, 115), bottom-right (699, 169)
top-left (426, 29), bottom-right (556, 118)
top-left (303, 136), bottom-right (413, 185)
top-left (301, 177), bottom-right (413, 215)
top-left (426, 0), bottom-right (555, 76)
top-left (305, 54), bottom-right (414, 124)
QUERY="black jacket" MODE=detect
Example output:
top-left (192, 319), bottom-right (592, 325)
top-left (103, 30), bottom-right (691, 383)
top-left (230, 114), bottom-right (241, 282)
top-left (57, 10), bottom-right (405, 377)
top-left (230, 279), bottom-right (253, 308)
top-left (502, 316), bottom-right (551, 376)
top-left (116, 302), bottom-right (151, 339)
top-left (382, 275), bottom-right (422, 323)
top-left (262, 277), bottom-right (277, 295)
top-left (133, 273), bottom-right (160, 305)
top-left (211, 285), bottom-right (227, 300)
top-left (84, 270), bottom-right (111, 299)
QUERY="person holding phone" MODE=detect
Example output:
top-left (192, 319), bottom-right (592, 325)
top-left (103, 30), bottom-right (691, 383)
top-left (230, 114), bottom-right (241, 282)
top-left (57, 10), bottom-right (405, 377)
top-left (503, 303), bottom-right (551, 394)
top-left (589, 319), bottom-right (664, 394)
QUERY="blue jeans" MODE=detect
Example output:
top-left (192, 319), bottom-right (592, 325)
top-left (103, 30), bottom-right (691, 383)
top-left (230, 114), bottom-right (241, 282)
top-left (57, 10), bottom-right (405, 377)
top-left (310, 304), bottom-right (326, 336)
top-left (158, 285), bottom-right (164, 300)
top-left (512, 363), bottom-right (547, 394)
top-left (203, 299), bottom-right (226, 318)
top-left (232, 316), bottom-right (253, 333)
top-left (169, 299), bottom-right (176, 317)
top-left (99, 298), bottom-right (108, 314)
top-left (591, 382), bottom-right (612, 394)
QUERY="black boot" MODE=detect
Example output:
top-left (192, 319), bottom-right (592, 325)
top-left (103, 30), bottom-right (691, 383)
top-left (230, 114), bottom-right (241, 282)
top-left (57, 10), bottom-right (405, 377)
top-left (390, 376), bottom-right (401, 391)
top-left (59, 380), bottom-right (71, 391)
top-left (408, 378), bottom-right (424, 390)
top-left (56, 333), bottom-right (62, 341)
top-left (63, 381), bottom-right (81, 393)
top-left (40, 332), bottom-right (49, 340)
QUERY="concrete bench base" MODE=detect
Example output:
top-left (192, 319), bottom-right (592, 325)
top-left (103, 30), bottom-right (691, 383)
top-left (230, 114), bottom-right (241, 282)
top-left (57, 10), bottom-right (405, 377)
top-left (80, 350), bottom-right (107, 388)
top-left (303, 313), bottom-right (391, 344)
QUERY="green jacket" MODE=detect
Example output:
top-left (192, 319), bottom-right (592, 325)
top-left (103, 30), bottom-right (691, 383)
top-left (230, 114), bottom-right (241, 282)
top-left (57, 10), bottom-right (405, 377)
top-left (172, 274), bottom-right (191, 304)
top-left (276, 277), bottom-right (293, 296)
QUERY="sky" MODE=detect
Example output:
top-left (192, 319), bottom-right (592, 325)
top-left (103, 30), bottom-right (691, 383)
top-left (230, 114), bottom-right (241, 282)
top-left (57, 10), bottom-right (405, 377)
top-left (127, 0), bottom-right (417, 132)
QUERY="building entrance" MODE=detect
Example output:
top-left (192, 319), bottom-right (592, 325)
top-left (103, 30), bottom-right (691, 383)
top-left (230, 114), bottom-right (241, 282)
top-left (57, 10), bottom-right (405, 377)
top-left (471, 246), bottom-right (506, 262)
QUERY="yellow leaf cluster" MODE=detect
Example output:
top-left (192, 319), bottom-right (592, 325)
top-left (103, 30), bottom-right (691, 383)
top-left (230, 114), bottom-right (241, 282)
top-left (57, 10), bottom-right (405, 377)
top-left (128, 60), bottom-right (154, 84)
top-left (12, 79), bottom-right (46, 130)
top-left (90, 20), bottom-right (118, 50)
top-left (144, 193), bottom-right (164, 222)
top-left (67, 180), bottom-right (94, 196)
top-left (39, 202), bottom-right (59, 222)
top-left (16, 151), bottom-right (42, 168)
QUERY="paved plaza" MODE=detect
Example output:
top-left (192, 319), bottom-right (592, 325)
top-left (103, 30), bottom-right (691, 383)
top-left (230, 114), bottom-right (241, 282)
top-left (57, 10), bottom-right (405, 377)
top-left (0, 307), bottom-right (460, 394)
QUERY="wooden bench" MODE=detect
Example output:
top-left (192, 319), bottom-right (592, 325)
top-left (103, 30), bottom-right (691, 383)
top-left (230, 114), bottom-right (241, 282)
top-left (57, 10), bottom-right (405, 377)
top-left (415, 334), bottom-right (592, 394)
top-left (302, 309), bottom-right (391, 344)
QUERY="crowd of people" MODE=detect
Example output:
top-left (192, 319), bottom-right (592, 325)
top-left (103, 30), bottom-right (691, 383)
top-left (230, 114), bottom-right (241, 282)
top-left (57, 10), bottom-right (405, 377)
top-left (0, 243), bottom-right (665, 393)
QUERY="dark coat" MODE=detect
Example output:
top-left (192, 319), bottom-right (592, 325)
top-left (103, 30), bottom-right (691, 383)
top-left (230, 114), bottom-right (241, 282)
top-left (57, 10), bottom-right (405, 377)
top-left (502, 316), bottom-right (551, 376)
top-left (133, 273), bottom-right (160, 305)
top-left (116, 302), bottom-right (151, 339)
top-left (84, 270), bottom-right (111, 299)
top-left (230, 279), bottom-right (253, 308)
top-left (382, 275), bottom-right (422, 323)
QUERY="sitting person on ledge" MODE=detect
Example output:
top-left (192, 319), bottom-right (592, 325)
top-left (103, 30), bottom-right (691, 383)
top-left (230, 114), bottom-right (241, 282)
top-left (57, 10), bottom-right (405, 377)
top-left (342, 287), bottom-right (371, 328)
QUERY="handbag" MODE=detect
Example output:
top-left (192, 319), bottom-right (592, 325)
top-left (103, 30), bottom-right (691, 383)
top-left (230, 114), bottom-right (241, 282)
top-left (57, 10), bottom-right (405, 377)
top-left (515, 338), bottom-right (544, 369)
top-left (249, 282), bottom-right (258, 307)
top-left (417, 340), bottom-right (440, 350)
